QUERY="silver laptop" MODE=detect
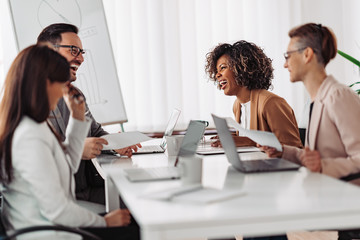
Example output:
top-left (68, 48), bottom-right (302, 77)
top-left (212, 114), bottom-right (300, 173)
top-left (134, 108), bottom-right (181, 154)
top-left (124, 120), bottom-right (206, 182)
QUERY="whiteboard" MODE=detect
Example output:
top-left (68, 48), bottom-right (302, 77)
top-left (8, 0), bottom-right (127, 125)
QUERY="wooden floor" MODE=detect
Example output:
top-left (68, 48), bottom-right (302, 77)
top-left (186, 231), bottom-right (338, 240)
top-left (287, 231), bottom-right (337, 240)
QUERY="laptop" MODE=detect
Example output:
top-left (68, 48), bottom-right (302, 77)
top-left (124, 120), bottom-right (206, 182)
top-left (134, 108), bottom-right (181, 154)
top-left (212, 114), bottom-right (300, 173)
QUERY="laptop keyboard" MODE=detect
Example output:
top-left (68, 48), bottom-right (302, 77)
top-left (124, 167), bottom-right (180, 180)
top-left (243, 159), bottom-right (277, 171)
top-left (136, 145), bottom-right (164, 153)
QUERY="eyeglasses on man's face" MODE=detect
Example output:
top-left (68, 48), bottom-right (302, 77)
top-left (283, 47), bottom-right (307, 61)
top-left (53, 44), bottom-right (86, 57)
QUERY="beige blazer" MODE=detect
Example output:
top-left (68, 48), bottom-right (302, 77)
top-left (233, 89), bottom-right (303, 148)
top-left (283, 75), bottom-right (360, 179)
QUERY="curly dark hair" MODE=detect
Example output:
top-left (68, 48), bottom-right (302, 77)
top-left (205, 40), bottom-right (274, 90)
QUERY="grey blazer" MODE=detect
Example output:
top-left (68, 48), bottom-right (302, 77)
top-left (48, 89), bottom-right (108, 202)
top-left (49, 97), bottom-right (107, 141)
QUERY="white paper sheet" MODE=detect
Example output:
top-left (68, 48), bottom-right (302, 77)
top-left (225, 117), bottom-right (283, 152)
top-left (101, 132), bottom-right (152, 150)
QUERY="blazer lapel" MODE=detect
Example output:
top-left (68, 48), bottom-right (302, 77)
top-left (306, 76), bottom-right (335, 149)
top-left (250, 90), bottom-right (259, 130)
top-left (234, 99), bottom-right (241, 123)
top-left (307, 100), bottom-right (324, 150)
top-left (51, 107), bottom-right (66, 137)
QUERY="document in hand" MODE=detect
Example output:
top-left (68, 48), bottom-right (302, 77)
top-left (225, 117), bottom-right (283, 152)
top-left (101, 132), bottom-right (152, 150)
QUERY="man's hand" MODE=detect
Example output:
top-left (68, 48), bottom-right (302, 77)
top-left (300, 147), bottom-right (322, 172)
top-left (82, 137), bottom-right (108, 160)
top-left (114, 143), bottom-right (142, 158)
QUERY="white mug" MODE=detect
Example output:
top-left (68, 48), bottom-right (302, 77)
top-left (178, 156), bottom-right (203, 185)
top-left (165, 135), bottom-right (184, 157)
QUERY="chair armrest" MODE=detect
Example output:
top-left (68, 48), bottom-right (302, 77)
top-left (4, 225), bottom-right (101, 240)
top-left (340, 173), bottom-right (360, 182)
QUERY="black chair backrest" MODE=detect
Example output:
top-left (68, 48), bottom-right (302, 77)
top-left (0, 193), bottom-right (6, 238)
top-left (0, 196), bottom-right (100, 240)
top-left (298, 128), bottom-right (306, 146)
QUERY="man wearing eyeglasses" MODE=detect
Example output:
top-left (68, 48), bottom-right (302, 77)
top-left (37, 23), bottom-right (138, 206)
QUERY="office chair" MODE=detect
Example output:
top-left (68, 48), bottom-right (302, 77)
top-left (340, 173), bottom-right (360, 182)
top-left (0, 205), bottom-right (100, 240)
top-left (298, 128), bottom-right (306, 146)
top-left (1, 225), bottom-right (101, 240)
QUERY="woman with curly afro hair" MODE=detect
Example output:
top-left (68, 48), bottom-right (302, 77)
top-left (205, 40), bottom-right (302, 149)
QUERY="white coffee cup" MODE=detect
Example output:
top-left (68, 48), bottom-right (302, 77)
top-left (165, 135), bottom-right (184, 157)
top-left (178, 156), bottom-right (203, 185)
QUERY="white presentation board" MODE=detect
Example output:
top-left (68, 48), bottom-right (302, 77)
top-left (9, 0), bottom-right (127, 125)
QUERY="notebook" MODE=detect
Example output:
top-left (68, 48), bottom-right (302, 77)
top-left (124, 120), bottom-right (206, 182)
top-left (212, 114), bottom-right (300, 173)
top-left (133, 108), bottom-right (181, 154)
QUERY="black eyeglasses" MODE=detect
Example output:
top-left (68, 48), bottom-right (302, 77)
top-left (53, 45), bottom-right (85, 57)
top-left (283, 47), bottom-right (307, 60)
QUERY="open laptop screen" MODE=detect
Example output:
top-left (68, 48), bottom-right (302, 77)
top-left (178, 121), bottom-right (206, 157)
top-left (160, 108), bottom-right (181, 148)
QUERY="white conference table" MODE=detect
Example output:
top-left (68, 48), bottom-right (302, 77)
top-left (95, 141), bottom-right (360, 240)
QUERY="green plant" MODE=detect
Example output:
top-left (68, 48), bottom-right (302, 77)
top-left (337, 50), bottom-right (360, 95)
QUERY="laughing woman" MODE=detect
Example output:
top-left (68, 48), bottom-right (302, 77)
top-left (205, 40), bottom-right (303, 148)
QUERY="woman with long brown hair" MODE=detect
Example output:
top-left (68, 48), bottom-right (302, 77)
top-left (0, 44), bottom-right (138, 239)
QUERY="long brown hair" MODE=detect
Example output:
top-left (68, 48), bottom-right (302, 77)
top-left (0, 44), bottom-right (70, 184)
top-left (288, 23), bottom-right (337, 67)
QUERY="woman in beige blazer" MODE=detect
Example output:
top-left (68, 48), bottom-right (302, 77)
top-left (262, 23), bottom-right (360, 240)
top-left (205, 40), bottom-right (303, 148)
top-left (263, 23), bottom-right (360, 182)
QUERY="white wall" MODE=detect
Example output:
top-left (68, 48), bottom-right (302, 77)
top-left (0, 0), bottom-right (359, 131)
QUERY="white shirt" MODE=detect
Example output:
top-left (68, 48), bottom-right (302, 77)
top-left (240, 101), bottom-right (251, 133)
top-left (2, 116), bottom-right (106, 239)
